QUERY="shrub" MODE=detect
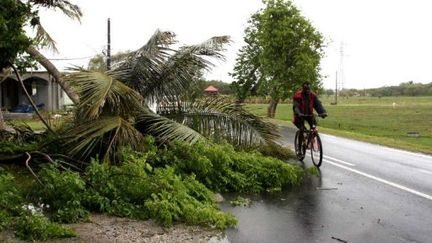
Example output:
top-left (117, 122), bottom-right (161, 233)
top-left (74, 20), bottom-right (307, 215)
top-left (31, 156), bottom-right (238, 229)
top-left (157, 141), bottom-right (303, 193)
top-left (0, 170), bottom-right (76, 240)
top-left (0, 141), bottom-right (39, 155)
top-left (13, 213), bottom-right (76, 241)
top-left (33, 164), bottom-right (89, 223)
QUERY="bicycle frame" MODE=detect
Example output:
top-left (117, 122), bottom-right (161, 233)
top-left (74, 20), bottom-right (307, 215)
top-left (294, 115), bottom-right (323, 167)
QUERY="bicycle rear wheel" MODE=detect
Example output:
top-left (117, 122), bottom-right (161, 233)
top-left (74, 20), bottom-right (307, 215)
top-left (294, 130), bottom-right (305, 161)
top-left (310, 133), bottom-right (323, 167)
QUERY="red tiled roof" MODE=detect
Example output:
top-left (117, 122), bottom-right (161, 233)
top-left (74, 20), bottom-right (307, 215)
top-left (204, 85), bottom-right (218, 92)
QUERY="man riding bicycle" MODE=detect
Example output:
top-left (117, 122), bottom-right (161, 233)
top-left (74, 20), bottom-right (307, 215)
top-left (292, 81), bottom-right (327, 130)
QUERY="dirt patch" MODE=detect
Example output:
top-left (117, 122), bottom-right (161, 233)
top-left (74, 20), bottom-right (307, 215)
top-left (0, 214), bottom-right (227, 243)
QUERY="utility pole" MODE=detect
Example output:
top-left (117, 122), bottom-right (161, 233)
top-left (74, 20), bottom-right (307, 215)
top-left (107, 18), bottom-right (111, 71)
top-left (339, 41), bottom-right (344, 90)
top-left (335, 71), bottom-right (338, 105)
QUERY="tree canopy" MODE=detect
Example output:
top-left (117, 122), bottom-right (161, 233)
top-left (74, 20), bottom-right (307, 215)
top-left (0, 0), bottom-right (32, 70)
top-left (231, 0), bottom-right (324, 117)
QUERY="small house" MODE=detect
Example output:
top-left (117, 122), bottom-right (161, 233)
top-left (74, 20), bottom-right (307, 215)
top-left (0, 71), bottom-right (68, 115)
top-left (204, 85), bottom-right (218, 95)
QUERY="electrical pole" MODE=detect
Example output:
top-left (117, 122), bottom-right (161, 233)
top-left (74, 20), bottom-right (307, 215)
top-left (339, 41), bottom-right (344, 91)
top-left (335, 71), bottom-right (338, 105)
top-left (107, 18), bottom-right (111, 71)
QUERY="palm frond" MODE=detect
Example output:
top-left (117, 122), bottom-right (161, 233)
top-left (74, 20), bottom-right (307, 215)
top-left (34, 23), bottom-right (58, 52)
top-left (157, 97), bottom-right (279, 147)
top-left (118, 30), bottom-right (176, 93)
top-left (29, 0), bottom-right (82, 21)
top-left (135, 111), bottom-right (204, 144)
top-left (137, 35), bottom-right (231, 104)
top-left (65, 67), bottom-right (143, 120)
top-left (64, 116), bottom-right (145, 162)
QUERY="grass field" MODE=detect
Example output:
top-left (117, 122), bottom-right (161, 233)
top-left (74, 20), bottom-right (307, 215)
top-left (246, 96), bottom-right (432, 155)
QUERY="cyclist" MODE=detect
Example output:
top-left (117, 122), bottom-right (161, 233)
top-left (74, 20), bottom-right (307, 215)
top-left (292, 81), bottom-right (327, 132)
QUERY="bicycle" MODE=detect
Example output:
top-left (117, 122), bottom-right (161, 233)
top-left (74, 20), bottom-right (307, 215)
top-left (294, 114), bottom-right (323, 167)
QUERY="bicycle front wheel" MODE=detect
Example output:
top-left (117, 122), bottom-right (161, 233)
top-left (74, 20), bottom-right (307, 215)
top-left (310, 133), bottom-right (323, 167)
top-left (294, 130), bottom-right (305, 161)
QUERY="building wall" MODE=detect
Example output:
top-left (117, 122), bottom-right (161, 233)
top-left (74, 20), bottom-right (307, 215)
top-left (0, 71), bottom-right (65, 112)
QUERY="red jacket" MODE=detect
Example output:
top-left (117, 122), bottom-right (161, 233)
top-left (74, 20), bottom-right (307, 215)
top-left (292, 90), bottom-right (326, 124)
top-left (293, 90), bottom-right (316, 115)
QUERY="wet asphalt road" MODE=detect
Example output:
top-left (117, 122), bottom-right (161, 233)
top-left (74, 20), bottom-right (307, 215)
top-left (220, 125), bottom-right (432, 243)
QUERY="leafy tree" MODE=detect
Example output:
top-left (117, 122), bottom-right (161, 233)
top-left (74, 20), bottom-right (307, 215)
top-left (61, 30), bottom-right (279, 162)
top-left (230, 15), bottom-right (262, 103)
top-left (0, 0), bottom-right (32, 130)
top-left (365, 81), bottom-right (432, 97)
top-left (231, 0), bottom-right (324, 117)
top-left (0, 0), bottom-right (82, 104)
top-left (0, 0), bottom-right (32, 70)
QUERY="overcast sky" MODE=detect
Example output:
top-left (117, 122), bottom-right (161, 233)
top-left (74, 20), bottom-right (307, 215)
top-left (38, 0), bottom-right (432, 89)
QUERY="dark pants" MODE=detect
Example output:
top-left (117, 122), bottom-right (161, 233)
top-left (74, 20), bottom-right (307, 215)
top-left (293, 116), bottom-right (316, 131)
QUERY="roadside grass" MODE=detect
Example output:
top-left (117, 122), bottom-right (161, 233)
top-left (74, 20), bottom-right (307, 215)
top-left (6, 116), bottom-right (68, 131)
top-left (245, 96), bottom-right (432, 155)
top-left (7, 120), bottom-right (46, 131)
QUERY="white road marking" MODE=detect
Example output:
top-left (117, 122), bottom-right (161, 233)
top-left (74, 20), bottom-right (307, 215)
top-left (417, 168), bottom-right (432, 176)
top-left (320, 133), bottom-right (432, 160)
top-left (324, 159), bottom-right (432, 201)
top-left (323, 155), bottom-right (356, 166)
top-left (381, 146), bottom-right (432, 160)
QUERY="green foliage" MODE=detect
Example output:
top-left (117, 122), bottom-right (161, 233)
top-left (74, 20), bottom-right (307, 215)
top-left (254, 142), bottom-right (296, 161)
top-left (230, 196), bottom-right (251, 207)
top-left (0, 172), bottom-right (19, 231)
top-left (231, 0), bottom-right (324, 105)
top-left (157, 141), bottom-right (303, 193)
top-left (366, 81), bottom-right (432, 97)
top-left (306, 166), bottom-right (320, 176)
top-left (183, 79), bottom-right (234, 101)
top-left (29, 152), bottom-right (237, 229)
top-left (144, 167), bottom-right (237, 228)
top-left (0, 141), bottom-right (39, 155)
top-left (0, 210), bottom-right (10, 230)
top-left (34, 164), bottom-right (89, 223)
top-left (13, 213), bottom-right (76, 241)
top-left (0, 171), bottom-right (76, 241)
top-left (0, 173), bottom-right (23, 216)
top-left (0, 0), bottom-right (32, 69)
top-left (230, 11), bottom-right (262, 102)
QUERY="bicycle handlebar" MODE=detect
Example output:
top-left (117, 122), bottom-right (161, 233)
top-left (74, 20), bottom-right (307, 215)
top-left (298, 113), bottom-right (327, 118)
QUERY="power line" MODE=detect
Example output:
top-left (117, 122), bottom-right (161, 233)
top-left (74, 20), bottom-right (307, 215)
top-left (46, 56), bottom-right (94, 61)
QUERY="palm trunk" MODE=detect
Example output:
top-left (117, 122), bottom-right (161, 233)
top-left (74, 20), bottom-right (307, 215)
top-left (26, 46), bottom-right (80, 104)
top-left (266, 98), bottom-right (278, 118)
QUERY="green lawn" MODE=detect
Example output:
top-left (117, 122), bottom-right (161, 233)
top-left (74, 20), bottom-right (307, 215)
top-left (7, 120), bottom-right (47, 131)
top-left (246, 96), bottom-right (432, 154)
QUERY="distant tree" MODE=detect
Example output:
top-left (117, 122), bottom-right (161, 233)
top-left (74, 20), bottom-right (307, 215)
top-left (325, 89), bottom-right (334, 96)
top-left (206, 80), bottom-right (233, 95)
top-left (88, 51), bottom-right (132, 72)
top-left (182, 79), bottom-right (233, 101)
top-left (366, 81), bottom-right (432, 97)
top-left (231, 0), bottom-right (324, 117)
